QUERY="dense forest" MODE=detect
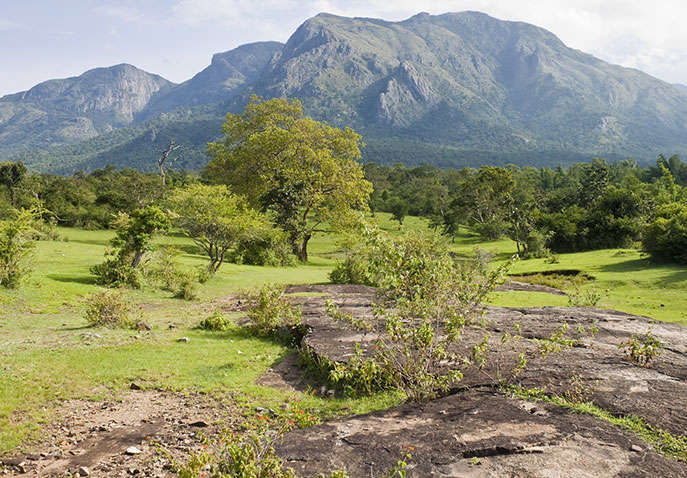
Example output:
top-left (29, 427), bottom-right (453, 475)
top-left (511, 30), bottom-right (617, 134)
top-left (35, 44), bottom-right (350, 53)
top-left (2, 152), bottom-right (687, 265)
top-left (364, 154), bottom-right (687, 261)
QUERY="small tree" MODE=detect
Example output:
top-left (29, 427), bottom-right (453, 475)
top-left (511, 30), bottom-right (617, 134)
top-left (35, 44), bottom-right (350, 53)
top-left (388, 197), bottom-right (409, 226)
top-left (112, 206), bottom-right (171, 268)
top-left (91, 206), bottom-right (170, 287)
top-left (168, 184), bottom-right (270, 273)
top-left (643, 202), bottom-right (687, 264)
top-left (0, 207), bottom-right (39, 288)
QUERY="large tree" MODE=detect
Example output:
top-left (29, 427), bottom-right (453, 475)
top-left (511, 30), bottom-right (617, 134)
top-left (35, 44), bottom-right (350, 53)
top-left (206, 96), bottom-right (372, 262)
top-left (444, 166), bottom-right (514, 239)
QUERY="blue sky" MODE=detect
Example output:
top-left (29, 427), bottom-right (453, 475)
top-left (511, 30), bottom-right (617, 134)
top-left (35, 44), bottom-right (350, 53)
top-left (2, 0), bottom-right (687, 96)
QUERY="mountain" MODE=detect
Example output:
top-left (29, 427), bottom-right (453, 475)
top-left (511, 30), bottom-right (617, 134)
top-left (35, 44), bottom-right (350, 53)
top-left (0, 64), bottom-right (174, 156)
top-left (246, 11), bottom-right (687, 159)
top-left (140, 41), bottom-right (283, 119)
top-left (7, 11), bottom-right (687, 173)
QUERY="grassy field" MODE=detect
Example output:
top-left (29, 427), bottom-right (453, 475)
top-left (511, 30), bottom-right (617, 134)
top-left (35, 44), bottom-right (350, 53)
top-left (1, 213), bottom-right (686, 455)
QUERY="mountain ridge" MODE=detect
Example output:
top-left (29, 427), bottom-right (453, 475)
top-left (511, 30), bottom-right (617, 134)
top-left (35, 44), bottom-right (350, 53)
top-left (4, 11), bottom-right (687, 173)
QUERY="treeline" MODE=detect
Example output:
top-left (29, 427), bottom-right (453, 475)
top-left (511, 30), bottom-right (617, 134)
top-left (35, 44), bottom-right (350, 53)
top-left (3, 146), bottom-right (687, 266)
top-left (0, 163), bottom-right (196, 229)
top-left (365, 155), bottom-right (687, 262)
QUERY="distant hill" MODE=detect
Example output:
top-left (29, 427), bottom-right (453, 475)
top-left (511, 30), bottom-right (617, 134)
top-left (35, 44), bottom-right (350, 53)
top-left (5, 11), bottom-right (687, 173)
top-left (0, 64), bottom-right (174, 157)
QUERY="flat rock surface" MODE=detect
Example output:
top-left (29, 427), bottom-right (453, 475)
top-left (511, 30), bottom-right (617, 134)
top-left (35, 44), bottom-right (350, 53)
top-left (277, 284), bottom-right (687, 476)
top-left (277, 389), bottom-right (687, 477)
top-left (496, 280), bottom-right (567, 295)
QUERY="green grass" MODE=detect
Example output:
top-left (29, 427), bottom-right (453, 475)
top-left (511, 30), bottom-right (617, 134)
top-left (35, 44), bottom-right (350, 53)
top-left (2, 215), bottom-right (687, 455)
top-left (506, 385), bottom-right (687, 462)
top-left (0, 226), bottom-right (390, 455)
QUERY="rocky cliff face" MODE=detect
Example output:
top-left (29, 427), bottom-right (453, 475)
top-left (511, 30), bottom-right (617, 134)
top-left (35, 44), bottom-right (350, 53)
top-left (0, 64), bottom-right (173, 152)
top-left (140, 41), bottom-right (283, 118)
top-left (244, 11), bottom-right (687, 157)
top-left (7, 11), bottom-right (687, 171)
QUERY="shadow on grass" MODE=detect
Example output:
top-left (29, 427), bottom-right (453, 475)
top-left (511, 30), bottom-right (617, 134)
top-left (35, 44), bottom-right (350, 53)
top-left (66, 238), bottom-right (110, 247)
top-left (596, 258), bottom-right (653, 273)
top-left (47, 274), bottom-right (97, 285)
top-left (597, 257), bottom-right (687, 287)
top-left (63, 325), bottom-right (92, 331)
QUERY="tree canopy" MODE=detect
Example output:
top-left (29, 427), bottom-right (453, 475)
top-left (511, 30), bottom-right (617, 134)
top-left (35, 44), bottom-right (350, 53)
top-left (168, 184), bottom-right (270, 273)
top-left (206, 96), bottom-right (372, 262)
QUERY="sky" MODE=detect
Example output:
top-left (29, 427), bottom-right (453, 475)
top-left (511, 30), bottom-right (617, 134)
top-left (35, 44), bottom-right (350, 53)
top-left (2, 0), bottom-right (687, 96)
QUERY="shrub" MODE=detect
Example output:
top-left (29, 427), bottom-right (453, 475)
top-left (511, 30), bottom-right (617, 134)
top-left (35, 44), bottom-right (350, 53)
top-left (523, 230), bottom-right (550, 258)
top-left (0, 208), bottom-right (39, 289)
top-left (197, 311), bottom-right (232, 331)
top-left (474, 219), bottom-right (509, 240)
top-left (145, 247), bottom-right (198, 300)
top-left (176, 431), bottom-right (296, 478)
top-left (91, 207), bottom-right (170, 287)
top-left (172, 272), bottom-right (198, 301)
top-left (84, 289), bottom-right (137, 328)
top-left (567, 285), bottom-right (604, 307)
top-left (91, 252), bottom-right (143, 289)
top-left (619, 330), bottom-right (663, 366)
top-left (175, 429), bottom-right (408, 478)
top-left (246, 284), bottom-right (301, 337)
top-left (326, 227), bottom-right (515, 402)
top-left (196, 265), bottom-right (212, 284)
top-left (233, 226), bottom-right (297, 266)
top-left (643, 202), bottom-right (687, 264)
top-left (329, 256), bottom-right (373, 285)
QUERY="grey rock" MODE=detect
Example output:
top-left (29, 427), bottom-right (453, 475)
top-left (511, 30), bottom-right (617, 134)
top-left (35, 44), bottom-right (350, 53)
top-left (125, 446), bottom-right (142, 455)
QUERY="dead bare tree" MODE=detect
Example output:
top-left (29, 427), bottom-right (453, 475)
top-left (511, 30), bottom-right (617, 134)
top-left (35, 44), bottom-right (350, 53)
top-left (157, 139), bottom-right (182, 186)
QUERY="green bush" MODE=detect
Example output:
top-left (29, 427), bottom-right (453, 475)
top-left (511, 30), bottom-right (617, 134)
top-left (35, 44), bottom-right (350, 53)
top-left (326, 227), bottom-right (515, 402)
top-left (172, 272), bottom-right (198, 301)
top-left (91, 207), bottom-right (170, 288)
top-left (619, 330), bottom-right (663, 367)
top-left (84, 289), bottom-right (137, 328)
top-left (329, 256), bottom-right (373, 285)
top-left (197, 311), bottom-right (232, 331)
top-left (0, 208), bottom-right (39, 289)
top-left (196, 265), bottom-right (212, 284)
top-left (643, 202), bottom-right (687, 264)
top-left (523, 230), bottom-right (550, 258)
top-left (233, 227), bottom-right (297, 266)
top-left (91, 253), bottom-right (143, 289)
top-left (247, 284), bottom-right (301, 337)
top-left (145, 247), bottom-right (198, 300)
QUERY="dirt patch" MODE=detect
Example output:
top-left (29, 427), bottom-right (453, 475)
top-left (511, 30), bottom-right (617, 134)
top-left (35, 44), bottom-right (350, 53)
top-left (255, 353), bottom-right (321, 393)
top-left (277, 389), bottom-right (687, 477)
top-left (2, 389), bottom-right (237, 477)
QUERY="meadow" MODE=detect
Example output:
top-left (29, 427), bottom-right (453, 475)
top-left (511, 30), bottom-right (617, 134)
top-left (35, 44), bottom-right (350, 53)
top-left (1, 212), bottom-right (686, 455)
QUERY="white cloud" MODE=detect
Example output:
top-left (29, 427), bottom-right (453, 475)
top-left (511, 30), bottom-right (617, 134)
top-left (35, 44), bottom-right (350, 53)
top-left (95, 4), bottom-right (150, 24)
top-left (0, 18), bottom-right (23, 32)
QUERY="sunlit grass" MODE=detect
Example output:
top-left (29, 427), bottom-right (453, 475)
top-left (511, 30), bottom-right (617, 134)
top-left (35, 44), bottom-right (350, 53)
top-left (1, 216), bottom-right (686, 455)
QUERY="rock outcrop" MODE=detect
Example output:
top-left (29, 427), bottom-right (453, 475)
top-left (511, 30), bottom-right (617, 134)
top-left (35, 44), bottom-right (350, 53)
top-left (272, 284), bottom-right (687, 476)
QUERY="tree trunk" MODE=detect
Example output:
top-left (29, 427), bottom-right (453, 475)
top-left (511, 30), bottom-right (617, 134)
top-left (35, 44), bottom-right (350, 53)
top-left (297, 234), bottom-right (311, 263)
top-left (131, 250), bottom-right (144, 268)
top-left (158, 162), bottom-right (166, 186)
